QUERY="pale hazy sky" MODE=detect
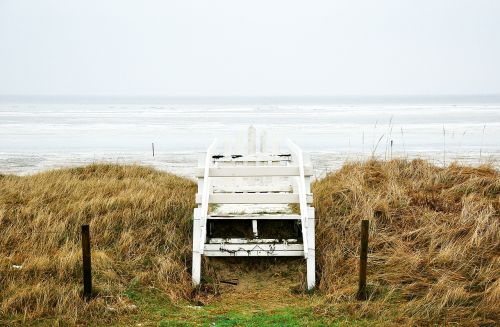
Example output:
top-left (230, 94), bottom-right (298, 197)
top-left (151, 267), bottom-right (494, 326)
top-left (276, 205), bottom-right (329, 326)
top-left (0, 0), bottom-right (499, 97)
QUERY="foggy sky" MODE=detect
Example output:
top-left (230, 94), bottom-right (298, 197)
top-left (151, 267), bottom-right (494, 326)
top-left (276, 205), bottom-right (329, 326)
top-left (1, 0), bottom-right (499, 97)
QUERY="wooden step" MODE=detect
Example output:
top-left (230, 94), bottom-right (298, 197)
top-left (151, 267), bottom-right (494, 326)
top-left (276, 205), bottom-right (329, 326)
top-left (211, 153), bottom-right (292, 162)
top-left (207, 238), bottom-right (299, 244)
top-left (196, 193), bottom-right (313, 204)
top-left (213, 185), bottom-right (293, 193)
top-left (195, 166), bottom-right (313, 177)
top-left (207, 214), bottom-right (301, 220)
top-left (203, 243), bottom-right (304, 257)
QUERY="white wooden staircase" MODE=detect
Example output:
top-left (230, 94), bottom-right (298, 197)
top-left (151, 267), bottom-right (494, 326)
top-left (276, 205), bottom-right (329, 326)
top-left (192, 127), bottom-right (315, 289)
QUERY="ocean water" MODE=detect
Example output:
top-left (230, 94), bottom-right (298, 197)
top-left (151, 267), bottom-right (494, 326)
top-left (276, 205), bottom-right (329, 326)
top-left (1, 98), bottom-right (499, 177)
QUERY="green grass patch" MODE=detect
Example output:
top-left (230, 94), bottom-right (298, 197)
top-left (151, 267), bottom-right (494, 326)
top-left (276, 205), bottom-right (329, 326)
top-left (159, 306), bottom-right (370, 327)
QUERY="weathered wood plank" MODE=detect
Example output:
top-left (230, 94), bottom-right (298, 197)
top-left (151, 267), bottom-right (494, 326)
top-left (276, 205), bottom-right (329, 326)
top-left (207, 214), bottom-right (301, 220)
top-left (196, 193), bottom-right (313, 204)
top-left (195, 166), bottom-right (313, 177)
top-left (213, 184), bottom-right (293, 193)
top-left (207, 238), bottom-right (299, 244)
top-left (204, 243), bottom-right (303, 251)
top-left (211, 154), bottom-right (292, 162)
top-left (204, 250), bottom-right (304, 257)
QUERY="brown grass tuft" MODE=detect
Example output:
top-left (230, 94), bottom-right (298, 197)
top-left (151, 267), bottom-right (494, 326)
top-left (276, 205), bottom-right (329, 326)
top-left (0, 164), bottom-right (196, 324)
top-left (313, 159), bottom-right (500, 325)
top-left (1, 160), bottom-right (499, 325)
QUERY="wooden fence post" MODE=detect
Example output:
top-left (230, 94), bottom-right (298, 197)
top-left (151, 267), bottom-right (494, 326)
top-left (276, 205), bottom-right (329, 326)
top-left (357, 219), bottom-right (369, 300)
top-left (81, 224), bottom-right (92, 300)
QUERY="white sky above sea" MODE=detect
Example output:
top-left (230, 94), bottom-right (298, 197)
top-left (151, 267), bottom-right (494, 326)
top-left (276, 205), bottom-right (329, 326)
top-left (1, 0), bottom-right (500, 97)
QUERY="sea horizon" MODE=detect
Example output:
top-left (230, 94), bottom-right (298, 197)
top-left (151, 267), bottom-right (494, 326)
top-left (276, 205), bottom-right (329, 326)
top-left (2, 94), bottom-right (500, 106)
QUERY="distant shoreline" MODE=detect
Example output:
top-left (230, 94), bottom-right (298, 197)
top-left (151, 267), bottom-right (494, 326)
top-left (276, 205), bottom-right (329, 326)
top-left (2, 94), bottom-right (500, 106)
top-left (1, 104), bottom-right (499, 175)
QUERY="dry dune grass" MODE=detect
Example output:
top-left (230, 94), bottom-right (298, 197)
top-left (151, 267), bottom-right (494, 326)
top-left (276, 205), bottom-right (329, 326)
top-left (314, 159), bottom-right (500, 325)
top-left (0, 164), bottom-right (196, 324)
top-left (0, 160), bottom-right (499, 325)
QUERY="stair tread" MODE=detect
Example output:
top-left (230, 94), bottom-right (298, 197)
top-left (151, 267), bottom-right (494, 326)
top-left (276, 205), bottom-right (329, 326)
top-left (208, 213), bottom-right (301, 219)
top-left (207, 238), bottom-right (301, 244)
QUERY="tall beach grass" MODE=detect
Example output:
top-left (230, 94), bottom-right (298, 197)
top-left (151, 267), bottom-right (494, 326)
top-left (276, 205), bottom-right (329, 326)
top-left (0, 160), bottom-right (498, 325)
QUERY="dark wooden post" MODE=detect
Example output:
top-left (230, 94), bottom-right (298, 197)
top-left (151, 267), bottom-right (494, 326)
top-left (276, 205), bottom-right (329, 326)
top-left (81, 224), bottom-right (92, 300)
top-left (152, 142), bottom-right (155, 157)
top-left (357, 219), bottom-right (369, 300)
